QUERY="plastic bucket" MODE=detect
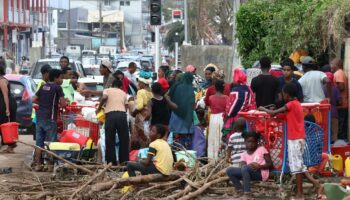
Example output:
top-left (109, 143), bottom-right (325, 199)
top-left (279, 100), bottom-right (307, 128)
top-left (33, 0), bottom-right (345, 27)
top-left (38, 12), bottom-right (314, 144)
top-left (175, 150), bottom-right (197, 168)
top-left (0, 122), bottom-right (19, 144)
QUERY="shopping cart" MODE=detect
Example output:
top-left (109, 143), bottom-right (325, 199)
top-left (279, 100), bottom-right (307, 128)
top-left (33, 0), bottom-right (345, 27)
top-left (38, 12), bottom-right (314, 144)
top-left (59, 103), bottom-right (99, 145)
top-left (238, 103), bottom-right (330, 173)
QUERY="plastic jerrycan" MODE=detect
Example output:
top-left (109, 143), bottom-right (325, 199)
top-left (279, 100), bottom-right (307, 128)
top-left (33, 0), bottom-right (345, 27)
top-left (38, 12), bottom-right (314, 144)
top-left (332, 154), bottom-right (343, 174)
top-left (346, 157), bottom-right (350, 177)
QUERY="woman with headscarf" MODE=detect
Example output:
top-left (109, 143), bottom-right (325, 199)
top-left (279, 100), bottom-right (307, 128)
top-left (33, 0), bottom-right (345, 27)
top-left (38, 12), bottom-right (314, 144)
top-left (169, 72), bottom-right (195, 149)
top-left (131, 72), bottom-right (153, 147)
top-left (223, 68), bottom-right (256, 138)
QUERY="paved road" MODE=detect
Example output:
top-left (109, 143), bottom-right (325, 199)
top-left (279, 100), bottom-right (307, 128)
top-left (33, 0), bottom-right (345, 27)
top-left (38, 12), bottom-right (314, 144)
top-left (0, 135), bottom-right (34, 171)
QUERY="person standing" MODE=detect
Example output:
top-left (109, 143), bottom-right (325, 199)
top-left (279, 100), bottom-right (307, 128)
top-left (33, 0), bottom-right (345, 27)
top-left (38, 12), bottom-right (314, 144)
top-left (207, 80), bottom-right (228, 160)
top-left (0, 58), bottom-right (17, 153)
top-left (204, 70), bottom-right (231, 106)
top-left (298, 56), bottom-right (331, 103)
top-left (113, 70), bottom-right (138, 96)
top-left (59, 56), bottom-right (70, 70)
top-left (61, 67), bottom-right (76, 103)
top-left (331, 58), bottom-right (349, 140)
top-left (32, 69), bottom-right (67, 171)
top-left (157, 65), bottom-right (170, 92)
top-left (132, 75), bottom-right (153, 137)
top-left (96, 79), bottom-right (129, 165)
top-left (200, 65), bottom-right (216, 89)
top-left (80, 60), bottom-right (115, 97)
top-left (278, 58), bottom-right (303, 102)
top-left (251, 57), bottom-right (280, 108)
top-left (259, 83), bottom-right (321, 199)
top-left (325, 72), bottom-right (341, 142)
top-left (169, 72), bottom-right (195, 149)
top-left (124, 62), bottom-right (138, 86)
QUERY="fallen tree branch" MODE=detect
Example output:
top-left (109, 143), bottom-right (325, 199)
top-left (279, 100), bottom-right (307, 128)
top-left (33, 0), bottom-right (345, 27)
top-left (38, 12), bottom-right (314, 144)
top-left (70, 162), bottom-right (112, 199)
top-left (136, 177), bottom-right (184, 197)
top-left (17, 140), bottom-right (94, 175)
top-left (86, 172), bottom-right (182, 197)
top-left (178, 177), bottom-right (229, 200)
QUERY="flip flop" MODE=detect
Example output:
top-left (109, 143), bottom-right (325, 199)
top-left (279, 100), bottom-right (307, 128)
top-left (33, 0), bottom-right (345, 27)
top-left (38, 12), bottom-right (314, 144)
top-left (1, 148), bottom-right (15, 154)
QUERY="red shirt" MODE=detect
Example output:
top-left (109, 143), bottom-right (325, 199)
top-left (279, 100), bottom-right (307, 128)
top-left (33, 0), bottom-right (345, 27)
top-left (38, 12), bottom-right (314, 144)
top-left (205, 83), bottom-right (231, 106)
top-left (286, 100), bottom-right (305, 140)
top-left (209, 95), bottom-right (228, 114)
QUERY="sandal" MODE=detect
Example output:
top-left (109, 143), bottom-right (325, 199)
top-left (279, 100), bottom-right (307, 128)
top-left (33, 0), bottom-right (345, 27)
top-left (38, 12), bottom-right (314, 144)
top-left (1, 148), bottom-right (15, 153)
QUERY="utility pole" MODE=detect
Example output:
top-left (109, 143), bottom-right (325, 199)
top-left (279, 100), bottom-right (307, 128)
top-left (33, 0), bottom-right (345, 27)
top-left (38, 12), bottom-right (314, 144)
top-left (184, 0), bottom-right (189, 44)
top-left (99, 0), bottom-right (103, 46)
top-left (155, 25), bottom-right (160, 73)
top-left (68, 0), bottom-right (71, 45)
top-left (175, 32), bottom-right (179, 69)
top-left (48, 0), bottom-right (51, 58)
top-left (232, 0), bottom-right (241, 68)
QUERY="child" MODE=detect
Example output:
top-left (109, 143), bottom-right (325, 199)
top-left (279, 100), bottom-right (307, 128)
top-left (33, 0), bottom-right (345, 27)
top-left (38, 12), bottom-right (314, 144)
top-left (148, 82), bottom-right (177, 128)
top-left (127, 124), bottom-right (174, 177)
top-left (32, 69), bottom-right (67, 171)
top-left (226, 131), bottom-right (272, 198)
top-left (208, 80), bottom-right (228, 160)
top-left (226, 117), bottom-right (246, 167)
top-left (259, 83), bottom-right (321, 199)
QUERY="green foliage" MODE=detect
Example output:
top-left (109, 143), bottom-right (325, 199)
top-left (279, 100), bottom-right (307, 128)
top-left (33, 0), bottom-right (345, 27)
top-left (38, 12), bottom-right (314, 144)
top-left (236, 0), bottom-right (350, 68)
top-left (164, 22), bottom-right (185, 52)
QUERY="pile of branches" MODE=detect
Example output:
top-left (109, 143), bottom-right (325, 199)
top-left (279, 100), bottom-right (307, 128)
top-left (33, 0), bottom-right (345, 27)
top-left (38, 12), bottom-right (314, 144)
top-left (7, 140), bottom-right (300, 200)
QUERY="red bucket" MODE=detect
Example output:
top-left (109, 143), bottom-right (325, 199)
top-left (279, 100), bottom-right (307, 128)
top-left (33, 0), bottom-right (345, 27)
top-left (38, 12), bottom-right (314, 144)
top-left (0, 122), bottom-right (19, 144)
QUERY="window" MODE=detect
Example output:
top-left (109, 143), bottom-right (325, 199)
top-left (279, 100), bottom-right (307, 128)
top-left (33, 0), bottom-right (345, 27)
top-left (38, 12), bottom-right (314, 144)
top-left (120, 1), bottom-right (124, 6)
top-left (57, 22), bottom-right (67, 29)
top-left (104, 0), bottom-right (111, 6)
top-left (126, 1), bottom-right (130, 6)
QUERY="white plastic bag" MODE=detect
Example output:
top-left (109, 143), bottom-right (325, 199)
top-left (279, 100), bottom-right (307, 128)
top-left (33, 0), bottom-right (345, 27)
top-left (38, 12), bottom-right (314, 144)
top-left (98, 124), bottom-right (120, 163)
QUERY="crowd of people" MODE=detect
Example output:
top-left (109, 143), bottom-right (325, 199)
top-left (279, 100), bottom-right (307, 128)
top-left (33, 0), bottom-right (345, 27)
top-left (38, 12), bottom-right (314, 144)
top-left (0, 54), bottom-right (348, 199)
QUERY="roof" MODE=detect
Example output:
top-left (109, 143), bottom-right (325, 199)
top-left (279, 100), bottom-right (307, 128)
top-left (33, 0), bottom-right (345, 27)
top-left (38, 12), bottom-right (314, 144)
top-left (87, 10), bottom-right (124, 23)
top-left (4, 74), bottom-right (26, 81)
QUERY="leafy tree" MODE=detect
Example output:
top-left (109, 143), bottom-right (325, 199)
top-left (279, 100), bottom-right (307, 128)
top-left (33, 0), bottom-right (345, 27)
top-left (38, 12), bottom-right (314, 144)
top-left (164, 22), bottom-right (184, 52)
top-left (236, 0), bottom-right (350, 67)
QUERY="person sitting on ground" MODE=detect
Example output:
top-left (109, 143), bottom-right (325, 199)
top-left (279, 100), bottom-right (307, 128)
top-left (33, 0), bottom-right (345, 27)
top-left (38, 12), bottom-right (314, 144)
top-left (226, 117), bottom-right (246, 167)
top-left (226, 131), bottom-right (273, 199)
top-left (32, 69), bottom-right (67, 171)
top-left (127, 124), bottom-right (174, 177)
top-left (259, 83), bottom-right (322, 199)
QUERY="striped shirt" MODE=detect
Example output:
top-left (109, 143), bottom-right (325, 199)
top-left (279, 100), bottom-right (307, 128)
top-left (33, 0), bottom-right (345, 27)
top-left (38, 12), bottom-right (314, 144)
top-left (228, 132), bottom-right (246, 166)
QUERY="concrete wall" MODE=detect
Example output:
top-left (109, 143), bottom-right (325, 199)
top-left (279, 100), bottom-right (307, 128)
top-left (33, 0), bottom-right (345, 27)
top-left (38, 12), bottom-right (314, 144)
top-left (54, 38), bottom-right (92, 52)
top-left (29, 47), bottom-right (43, 64)
top-left (181, 45), bottom-right (234, 82)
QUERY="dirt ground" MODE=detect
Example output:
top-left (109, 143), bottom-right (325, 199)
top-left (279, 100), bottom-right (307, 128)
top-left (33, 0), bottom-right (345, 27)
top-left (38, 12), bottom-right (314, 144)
top-left (0, 135), bottom-right (341, 200)
top-left (0, 135), bottom-right (53, 200)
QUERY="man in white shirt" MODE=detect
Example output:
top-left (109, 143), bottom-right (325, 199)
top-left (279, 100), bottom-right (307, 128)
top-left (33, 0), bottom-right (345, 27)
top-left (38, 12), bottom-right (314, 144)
top-left (124, 62), bottom-right (138, 86)
top-left (298, 56), bottom-right (331, 103)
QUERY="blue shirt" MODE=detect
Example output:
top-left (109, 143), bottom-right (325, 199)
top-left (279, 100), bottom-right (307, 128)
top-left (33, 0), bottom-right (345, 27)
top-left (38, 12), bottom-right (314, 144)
top-left (278, 77), bottom-right (303, 102)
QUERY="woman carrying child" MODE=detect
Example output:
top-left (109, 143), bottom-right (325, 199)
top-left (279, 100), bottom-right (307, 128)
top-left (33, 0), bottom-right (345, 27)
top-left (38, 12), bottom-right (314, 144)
top-left (226, 131), bottom-right (272, 199)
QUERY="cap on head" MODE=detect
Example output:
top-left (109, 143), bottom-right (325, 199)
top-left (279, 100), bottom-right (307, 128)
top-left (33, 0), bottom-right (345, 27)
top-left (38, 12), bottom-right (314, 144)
top-left (101, 60), bottom-right (113, 72)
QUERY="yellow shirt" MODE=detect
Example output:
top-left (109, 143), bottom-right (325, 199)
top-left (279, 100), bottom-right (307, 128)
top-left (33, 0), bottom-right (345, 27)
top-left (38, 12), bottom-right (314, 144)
top-left (148, 139), bottom-right (174, 175)
top-left (135, 89), bottom-right (153, 110)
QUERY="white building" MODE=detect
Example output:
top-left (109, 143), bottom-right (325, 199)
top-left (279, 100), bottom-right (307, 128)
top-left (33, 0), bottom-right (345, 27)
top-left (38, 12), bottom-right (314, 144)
top-left (70, 0), bottom-right (143, 48)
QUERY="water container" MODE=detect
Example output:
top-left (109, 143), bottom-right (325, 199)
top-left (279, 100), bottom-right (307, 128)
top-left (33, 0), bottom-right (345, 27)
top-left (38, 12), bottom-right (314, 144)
top-left (0, 122), bottom-right (19, 144)
top-left (59, 129), bottom-right (88, 147)
top-left (345, 157), bottom-right (350, 177)
top-left (332, 154), bottom-right (344, 174)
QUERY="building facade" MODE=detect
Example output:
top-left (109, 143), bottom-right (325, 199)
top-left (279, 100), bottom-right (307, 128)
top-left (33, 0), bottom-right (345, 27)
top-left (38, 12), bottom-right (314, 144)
top-left (0, 0), bottom-right (48, 63)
